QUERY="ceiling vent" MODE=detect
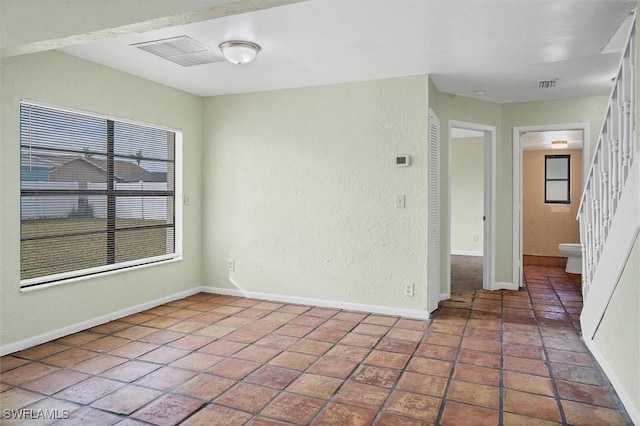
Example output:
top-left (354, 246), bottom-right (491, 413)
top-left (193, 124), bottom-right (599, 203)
top-left (537, 79), bottom-right (559, 89)
top-left (131, 36), bottom-right (224, 67)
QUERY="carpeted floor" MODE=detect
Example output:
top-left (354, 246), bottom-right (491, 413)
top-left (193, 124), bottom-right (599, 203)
top-left (451, 255), bottom-right (483, 294)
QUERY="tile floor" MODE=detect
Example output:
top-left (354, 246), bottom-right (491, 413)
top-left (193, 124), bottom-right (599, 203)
top-left (0, 266), bottom-right (633, 425)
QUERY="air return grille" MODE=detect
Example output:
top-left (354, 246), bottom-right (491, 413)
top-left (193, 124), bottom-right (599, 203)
top-left (132, 36), bottom-right (224, 67)
top-left (537, 79), bottom-right (558, 89)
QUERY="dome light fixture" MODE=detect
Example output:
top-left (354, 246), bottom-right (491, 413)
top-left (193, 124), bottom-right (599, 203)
top-left (219, 40), bottom-right (261, 65)
top-left (551, 140), bottom-right (568, 149)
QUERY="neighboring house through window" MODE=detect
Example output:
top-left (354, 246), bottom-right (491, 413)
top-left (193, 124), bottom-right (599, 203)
top-left (20, 101), bottom-right (181, 288)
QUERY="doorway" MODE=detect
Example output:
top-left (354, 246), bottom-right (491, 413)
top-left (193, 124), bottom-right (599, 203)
top-left (512, 123), bottom-right (590, 286)
top-left (446, 120), bottom-right (496, 298)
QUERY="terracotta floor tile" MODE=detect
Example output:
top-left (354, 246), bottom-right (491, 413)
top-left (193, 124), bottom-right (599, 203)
top-left (325, 344), bottom-right (371, 362)
top-left (306, 328), bottom-right (348, 343)
top-left (13, 343), bottom-right (69, 361)
top-left (69, 354), bottom-right (128, 374)
top-left (406, 356), bottom-right (453, 378)
top-left (114, 325), bottom-right (157, 340)
top-left (332, 381), bottom-right (390, 410)
top-left (100, 360), bottom-right (160, 382)
top-left (80, 336), bottom-right (129, 353)
top-left (447, 380), bottom-right (500, 409)
top-left (546, 348), bottom-right (594, 367)
top-left (340, 332), bottom-right (381, 348)
top-left (223, 328), bottom-right (270, 344)
top-left (307, 356), bottom-right (358, 379)
top-left (431, 322), bottom-right (465, 335)
top-left (194, 325), bottom-right (236, 339)
top-left (278, 304), bottom-right (311, 314)
top-left (167, 335), bottom-right (213, 350)
top-left (561, 399), bottom-right (628, 426)
top-left (169, 352), bottom-right (224, 371)
top-left (255, 334), bottom-right (299, 350)
top-left (243, 320), bottom-right (282, 333)
top-left (423, 331), bottom-right (462, 348)
top-left (107, 341), bottom-right (158, 358)
top-left (57, 406), bottom-right (121, 426)
top-left (363, 315), bottom-right (398, 326)
top-left (286, 373), bottom-right (343, 399)
top-left (261, 392), bottom-right (325, 424)
top-left (1, 356), bottom-right (30, 373)
top-left (208, 358), bottom-right (260, 380)
top-left (253, 301), bottom-right (286, 311)
top-left (543, 336), bottom-right (587, 352)
top-left (503, 343), bottom-right (546, 360)
top-left (200, 339), bottom-right (247, 356)
top-left (134, 366), bottom-right (197, 391)
top-left (174, 373), bottom-right (235, 400)
top-left (351, 323), bottom-right (390, 337)
top-left (375, 338), bottom-right (418, 355)
top-left (503, 412), bottom-right (562, 425)
top-left (131, 393), bottom-right (203, 426)
top-left (415, 343), bottom-right (458, 361)
top-left (373, 412), bottom-right (428, 425)
top-left (138, 330), bottom-right (186, 344)
top-left (364, 350), bottom-right (410, 369)
top-left (269, 351), bottom-right (318, 371)
top-left (463, 327), bottom-right (501, 341)
top-left (138, 346), bottom-right (190, 364)
top-left (215, 316), bottom-right (255, 328)
top-left (40, 348), bottom-right (98, 367)
top-left (288, 339), bottom-right (333, 355)
top-left (383, 390), bottom-right (441, 422)
top-left (460, 336), bottom-right (501, 354)
top-left (91, 384), bottom-right (162, 414)
top-left (503, 355), bottom-right (550, 377)
top-left (273, 324), bottom-right (314, 338)
top-left (55, 377), bottom-right (124, 404)
top-left (396, 371), bottom-right (447, 397)
top-left (89, 321), bottom-right (131, 334)
top-left (0, 388), bottom-right (44, 410)
top-left (245, 365), bottom-right (300, 389)
top-left (232, 345), bottom-right (281, 363)
top-left (466, 318), bottom-right (501, 331)
top-left (290, 315), bottom-right (328, 327)
top-left (320, 319), bottom-right (358, 332)
top-left (394, 319), bottom-right (430, 331)
top-left (313, 402), bottom-right (376, 426)
top-left (54, 331), bottom-right (103, 346)
top-left (503, 389), bottom-right (562, 422)
top-left (549, 362), bottom-right (605, 386)
top-left (246, 417), bottom-right (293, 426)
top-left (452, 363), bottom-right (501, 386)
top-left (352, 365), bottom-right (401, 388)
top-left (555, 380), bottom-right (617, 408)
top-left (440, 401), bottom-right (499, 426)
top-left (215, 382), bottom-right (279, 413)
top-left (234, 308), bottom-right (271, 320)
top-left (0, 362), bottom-right (59, 385)
top-left (164, 308), bottom-right (200, 319)
top-left (119, 312), bottom-right (157, 325)
top-left (306, 307), bottom-right (339, 318)
top-left (386, 328), bottom-right (425, 342)
top-left (503, 331), bottom-right (542, 346)
top-left (458, 348), bottom-right (501, 369)
top-left (181, 404), bottom-right (251, 426)
top-left (21, 369), bottom-right (89, 395)
top-left (166, 319), bottom-right (209, 334)
top-left (503, 370), bottom-right (555, 396)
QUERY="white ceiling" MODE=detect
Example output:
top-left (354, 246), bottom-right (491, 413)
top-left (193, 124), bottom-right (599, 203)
top-left (60, 0), bottom-right (636, 103)
top-left (521, 130), bottom-right (584, 151)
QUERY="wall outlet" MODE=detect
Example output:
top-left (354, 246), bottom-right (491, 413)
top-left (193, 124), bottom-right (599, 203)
top-left (228, 259), bottom-right (235, 272)
top-left (396, 194), bottom-right (406, 209)
top-left (472, 233), bottom-right (478, 241)
top-left (404, 283), bottom-right (414, 297)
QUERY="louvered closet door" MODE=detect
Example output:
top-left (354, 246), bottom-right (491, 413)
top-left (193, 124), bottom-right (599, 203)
top-left (428, 109), bottom-right (441, 313)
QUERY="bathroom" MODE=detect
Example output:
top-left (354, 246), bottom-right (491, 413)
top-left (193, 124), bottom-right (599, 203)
top-left (522, 130), bottom-right (583, 274)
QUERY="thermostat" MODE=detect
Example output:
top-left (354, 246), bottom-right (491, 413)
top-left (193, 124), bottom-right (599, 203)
top-left (396, 155), bottom-right (410, 167)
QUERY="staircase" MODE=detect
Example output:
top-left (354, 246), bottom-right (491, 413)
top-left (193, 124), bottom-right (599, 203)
top-left (577, 15), bottom-right (639, 339)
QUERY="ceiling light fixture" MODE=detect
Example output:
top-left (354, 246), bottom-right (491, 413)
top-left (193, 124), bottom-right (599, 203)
top-left (219, 40), bottom-right (261, 65)
top-left (551, 140), bottom-right (568, 149)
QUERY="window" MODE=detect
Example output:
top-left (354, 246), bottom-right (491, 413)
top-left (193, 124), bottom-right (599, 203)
top-left (545, 154), bottom-right (570, 204)
top-left (20, 101), bottom-right (181, 288)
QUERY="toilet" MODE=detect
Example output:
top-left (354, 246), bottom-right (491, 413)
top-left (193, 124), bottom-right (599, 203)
top-left (559, 243), bottom-right (582, 274)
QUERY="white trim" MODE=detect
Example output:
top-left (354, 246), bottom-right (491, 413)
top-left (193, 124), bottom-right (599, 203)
top-left (1, 287), bottom-right (200, 356)
top-left (583, 337), bottom-right (640, 425)
top-left (447, 120), bottom-right (497, 294)
top-left (450, 250), bottom-right (483, 257)
top-left (203, 286), bottom-right (430, 321)
top-left (492, 282), bottom-right (517, 291)
top-left (440, 292), bottom-right (450, 301)
top-left (512, 123), bottom-right (590, 287)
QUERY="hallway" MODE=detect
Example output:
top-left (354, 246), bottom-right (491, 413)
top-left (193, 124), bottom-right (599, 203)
top-left (0, 266), bottom-right (632, 425)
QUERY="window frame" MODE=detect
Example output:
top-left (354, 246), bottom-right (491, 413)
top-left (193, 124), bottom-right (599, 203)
top-left (19, 99), bottom-right (183, 289)
top-left (544, 154), bottom-right (571, 204)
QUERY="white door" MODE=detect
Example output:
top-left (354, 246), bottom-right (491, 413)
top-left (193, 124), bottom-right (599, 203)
top-left (428, 109), bottom-right (441, 313)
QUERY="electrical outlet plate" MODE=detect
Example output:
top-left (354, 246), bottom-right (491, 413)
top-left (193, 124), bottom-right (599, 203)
top-left (396, 194), bottom-right (405, 209)
top-left (228, 260), bottom-right (235, 272)
top-left (404, 283), bottom-right (414, 297)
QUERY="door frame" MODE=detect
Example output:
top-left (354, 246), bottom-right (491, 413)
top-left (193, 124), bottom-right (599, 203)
top-left (512, 123), bottom-right (590, 287)
top-left (446, 120), bottom-right (496, 298)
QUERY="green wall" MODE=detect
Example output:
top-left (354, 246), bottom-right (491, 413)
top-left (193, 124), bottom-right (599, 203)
top-left (0, 51), bottom-right (204, 347)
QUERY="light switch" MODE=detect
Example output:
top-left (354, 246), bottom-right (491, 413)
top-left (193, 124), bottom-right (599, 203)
top-left (183, 193), bottom-right (190, 206)
top-left (396, 194), bottom-right (405, 209)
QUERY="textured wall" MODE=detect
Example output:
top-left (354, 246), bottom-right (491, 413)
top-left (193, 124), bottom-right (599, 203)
top-left (203, 76), bottom-right (430, 311)
top-left (450, 137), bottom-right (484, 254)
top-left (0, 51), bottom-right (204, 346)
top-left (523, 149), bottom-right (582, 256)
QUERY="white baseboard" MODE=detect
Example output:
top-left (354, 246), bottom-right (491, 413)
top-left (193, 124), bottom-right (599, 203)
top-left (440, 292), bottom-right (450, 301)
top-left (203, 286), bottom-right (430, 320)
top-left (583, 337), bottom-right (640, 425)
top-left (451, 250), bottom-right (483, 257)
top-left (0, 287), bottom-right (201, 356)
top-left (492, 281), bottom-right (518, 291)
